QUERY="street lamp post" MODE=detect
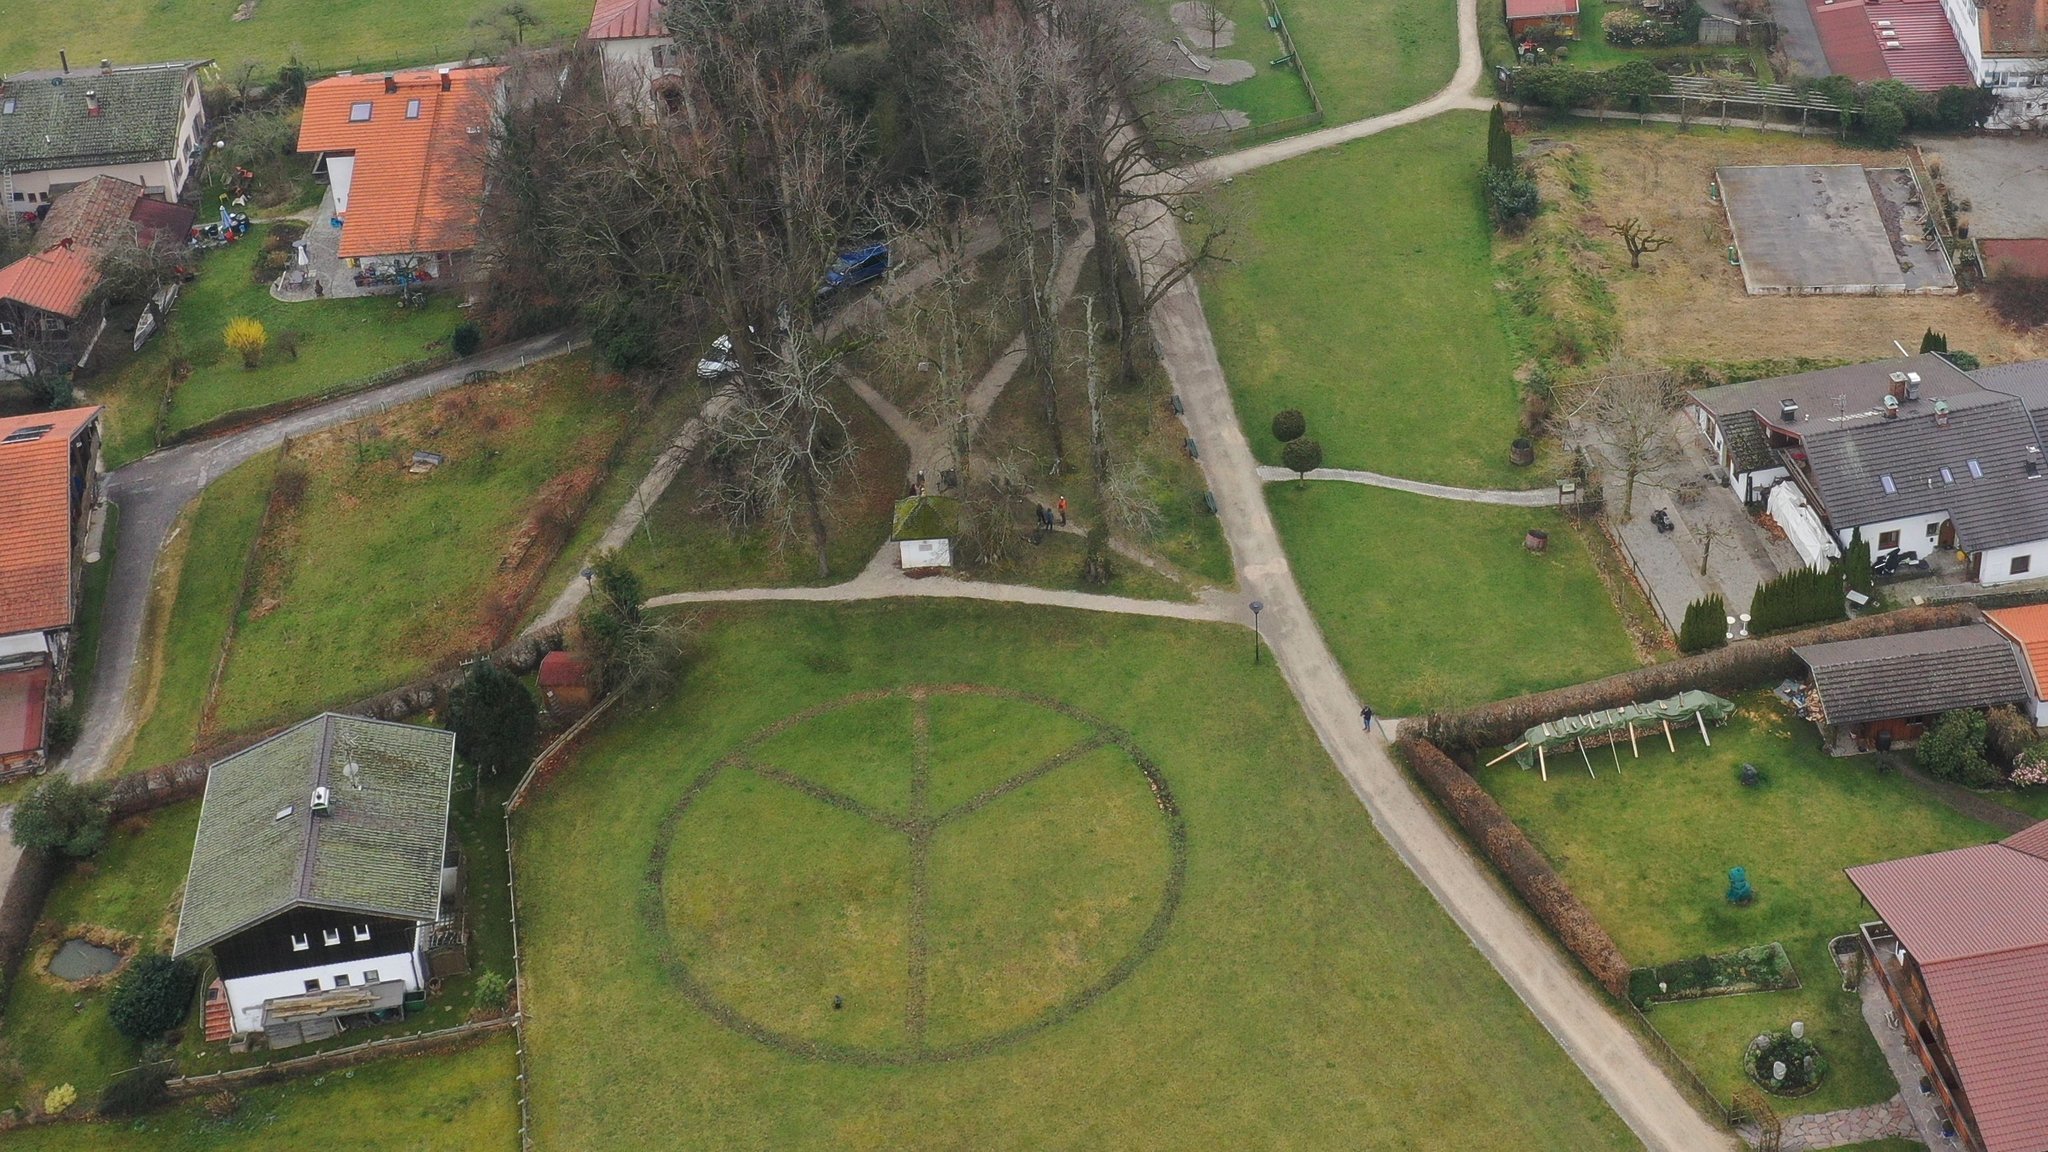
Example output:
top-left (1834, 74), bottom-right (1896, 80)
top-left (1250, 601), bottom-right (1264, 665)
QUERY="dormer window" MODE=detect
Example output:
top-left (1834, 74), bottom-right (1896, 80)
top-left (1880, 474), bottom-right (1896, 494)
top-left (291, 933), bottom-right (310, 951)
top-left (349, 101), bottom-right (373, 122)
top-left (406, 98), bottom-right (421, 119)
top-left (322, 928), bottom-right (342, 946)
top-left (353, 923), bottom-right (371, 942)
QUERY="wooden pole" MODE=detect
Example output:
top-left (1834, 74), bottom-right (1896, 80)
top-left (1537, 742), bottom-right (1548, 781)
top-left (1486, 743), bottom-right (1530, 768)
top-left (1578, 737), bottom-right (1596, 779)
top-left (1627, 721), bottom-right (1640, 758)
top-left (1662, 719), bottom-right (1676, 752)
top-left (1611, 737), bottom-right (1623, 773)
top-left (1697, 709), bottom-right (1713, 746)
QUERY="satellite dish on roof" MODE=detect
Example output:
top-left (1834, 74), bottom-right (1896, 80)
top-left (343, 759), bottom-right (363, 790)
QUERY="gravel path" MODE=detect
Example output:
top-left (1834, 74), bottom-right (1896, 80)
top-left (1255, 465), bottom-right (1557, 506)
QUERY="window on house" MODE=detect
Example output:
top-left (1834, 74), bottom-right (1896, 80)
top-left (406, 98), bottom-right (421, 119)
top-left (1941, 467), bottom-right (1954, 484)
top-left (1, 99), bottom-right (14, 114)
top-left (1968, 459), bottom-right (1984, 478)
top-left (1880, 474), bottom-right (1896, 494)
top-left (353, 924), bottom-right (372, 942)
top-left (1926, 522), bottom-right (1942, 538)
top-left (363, 969), bottom-right (380, 984)
top-left (1879, 530), bottom-right (1901, 550)
top-left (304, 979), bottom-right (320, 993)
top-left (2014, 555), bottom-right (2033, 576)
top-left (291, 933), bottom-right (310, 951)
top-left (349, 101), bottom-right (374, 122)
top-left (334, 973), bottom-right (351, 987)
top-left (322, 928), bottom-right (342, 947)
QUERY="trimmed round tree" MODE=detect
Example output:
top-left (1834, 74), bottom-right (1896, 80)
top-left (1281, 437), bottom-right (1324, 485)
top-left (108, 954), bottom-right (197, 1041)
top-left (11, 776), bottom-right (111, 858)
top-left (1271, 409), bottom-right (1306, 444)
top-left (446, 660), bottom-right (539, 778)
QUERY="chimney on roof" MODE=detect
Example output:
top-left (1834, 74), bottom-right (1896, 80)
top-left (439, 66), bottom-right (452, 91)
top-left (384, 72), bottom-right (398, 94)
top-left (1905, 372), bottom-right (1921, 401)
top-left (1781, 399), bottom-right (1800, 423)
top-left (58, 50), bottom-right (68, 74)
top-left (85, 89), bottom-right (99, 117)
top-left (1884, 394), bottom-right (1900, 419)
top-left (99, 58), bottom-right (111, 76)
top-left (1888, 370), bottom-right (1909, 402)
top-left (1934, 399), bottom-right (1951, 428)
top-left (311, 785), bottom-right (332, 813)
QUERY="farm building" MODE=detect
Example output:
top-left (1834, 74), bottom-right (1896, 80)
top-left (0, 407), bottom-right (103, 774)
top-left (173, 715), bottom-right (463, 1048)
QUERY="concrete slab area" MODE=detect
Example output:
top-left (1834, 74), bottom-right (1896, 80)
top-left (1718, 164), bottom-right (1955, 295)
top-left (1917, 134), bottom-right (2048, 239)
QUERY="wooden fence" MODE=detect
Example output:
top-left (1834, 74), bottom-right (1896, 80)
top-left (161, 1016), bottom-right (515, 1098)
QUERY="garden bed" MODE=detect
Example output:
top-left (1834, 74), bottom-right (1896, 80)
top-left (1630, 942), bottom-right (1798, 1006)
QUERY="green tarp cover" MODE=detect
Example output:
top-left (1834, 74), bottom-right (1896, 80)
top-left (1514, 690), bottom-right (1735, 768)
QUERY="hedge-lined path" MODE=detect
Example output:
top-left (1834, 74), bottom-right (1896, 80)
top-left (1254, 465), bottom-right (1558, 506)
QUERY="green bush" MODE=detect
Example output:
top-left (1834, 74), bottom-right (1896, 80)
top-left (1835, 529), bottom-right (1874, 596)
top-left (473, 969), bottom-right (513, 1013)
top-left (98, 1060), bottom-right (173, 1117)
top-left (1601, 9), bottom-right (1678, 46)
top-left (1281, 437), bottom-right (1324, 482)
top-left (452, 321), bottom-right (483, 358)
top-left (1487, 103), bottom-right (1513, 172)
top-left (1747, 566), bottom-right (1844, 635)
top-left (44, 708), bottom-right (82, 757)
top-left (1918, 708), bottom-right (1999, 787)
top-left (1271, 409), bottom-right (1306, 443)
top-left (1678, 594), bottom-right (1727, 654)
top-left (447, 660), bottom-right (538, 778)
top-left (1484, 166), bottom-right (1540, 231)
top-left (11, 776), bottom-right (111, 858)
top-left (1984, 705), bottom-right (2036, 769)
top-left (107, 954), bottom-right (198, 1041)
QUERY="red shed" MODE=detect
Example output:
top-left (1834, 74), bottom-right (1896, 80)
top-left (1506, 0), bottom-right (1579, 37)
top-left (538, 651), bottom-right (596, 714)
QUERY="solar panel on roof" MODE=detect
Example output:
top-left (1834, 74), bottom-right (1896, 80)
top-left (1, 424), bottom-right (52, 444)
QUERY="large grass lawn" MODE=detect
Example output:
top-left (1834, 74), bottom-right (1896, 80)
top-left (514, 601), bottom-right (1638, 1150)
top-left (209, 359), bottom-right (626, 732)
top-left (1480, 695), bottom-right (2003, 1115)
top-left (121, 452), bottom-right (278, 773)
top-left (1271, 482), bottom-right (1641, 715)
top-left (4, 1034), bottom-right (516, 1151)
top-left (1200, 113), bottom-right (1529, 487)
top-left (89, 222), bottom-right (459, 467)
top-left (1276, 0), bottom-right (1459, 122)
top-left (0, 0), bottom-right (587, 75)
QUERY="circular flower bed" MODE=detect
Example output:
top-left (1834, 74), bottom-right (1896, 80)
top-left (1745, 1029), bottom-right (1828, 1096)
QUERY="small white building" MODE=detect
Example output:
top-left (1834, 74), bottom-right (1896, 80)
top-left (0, 59), bottom-right (210, 207)
top-left (587, 0), bottom-right (674, 103)
top-left (173, 714), bottom-right (459, 1048)
top-left (893, 494), bottom-right (957, 575)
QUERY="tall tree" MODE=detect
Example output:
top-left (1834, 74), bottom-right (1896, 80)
top-left (1565, 368), bottom-right (1682, 519)
top-left (1487, 103), bottom-right (1514, 172)
top-left (446, 660), bottom-right (539, 777)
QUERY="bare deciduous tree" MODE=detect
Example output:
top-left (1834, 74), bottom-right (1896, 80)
top-left (1101, 458), bottom-right (1162, 537)
top-left (1562, 367), bottom-right (1684, 520)
top-left (705, 331), bottom-right (858, 577)
top-left (1606, 217), bottom-right (1673, 269)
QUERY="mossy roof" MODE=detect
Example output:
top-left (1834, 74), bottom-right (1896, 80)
top-left (892, 494), bottom-right (958, 541)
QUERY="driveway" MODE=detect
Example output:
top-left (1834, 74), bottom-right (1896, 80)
top-left (1772, 0), bottom-right (1831, 79)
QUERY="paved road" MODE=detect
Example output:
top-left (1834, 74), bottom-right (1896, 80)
top-left (1256, 465), bottom-right (1557, 505)
top-left (63, 330), bottom-right (582, 781)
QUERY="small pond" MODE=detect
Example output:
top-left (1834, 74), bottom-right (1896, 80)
top-left (48, 939), bottom-right (122, 981)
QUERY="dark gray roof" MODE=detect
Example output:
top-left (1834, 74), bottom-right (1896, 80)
top-left (1796, 624), bottom-right (2028, 725)
top-left (1688, 354), bottom-right (1981, 433)
top-left (1722, 410), bottom-right (1775, 474)
top-left (1800, 396), bottom-right (2048, 550)
top-left (173, 714), bottom-right (454, 957)
top-left (0, 61), bottom-right (207, 172)
top-left (1976, 358), bottom-right (2048, 419)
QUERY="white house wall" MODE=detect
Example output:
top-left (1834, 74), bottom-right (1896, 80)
top-left (598, 36), bottom-right (672, 105)
top-left (222, 948), bottom-right (423, 1034)
top-left (1979, 540), bottom-right (2048, 585)
top-left (1840, 513), bottom-right (1951, 558)
top-left (325, 154), bottom-right (355, 213)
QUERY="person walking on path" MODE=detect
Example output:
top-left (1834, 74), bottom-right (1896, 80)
top-left (1361, 706), bottom-right (1374, 731)
top-left (1057, 496), bottom-right (1068, 526)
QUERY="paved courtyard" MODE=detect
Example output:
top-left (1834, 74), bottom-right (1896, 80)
top-left (1718, 164), bottom-right (1955, 295)
top-left (1918, 135), bottom-right (2048, 239)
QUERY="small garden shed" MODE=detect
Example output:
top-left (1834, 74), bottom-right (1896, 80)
top-left (538, 651), bottom-right (596, 715)
top-left (1794, 625), bottom-right (2029, 753)
top-left (892, 494), bottom-right (958, 574)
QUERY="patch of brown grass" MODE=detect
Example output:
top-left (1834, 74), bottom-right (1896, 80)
top-left (1527, 121), bottom-right (2047, 366)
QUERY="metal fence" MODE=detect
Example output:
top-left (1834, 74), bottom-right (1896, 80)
top-left (1224, 0), bottom-right (1326, 145)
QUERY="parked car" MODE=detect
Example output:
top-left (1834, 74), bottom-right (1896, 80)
top-left (819, 244), bottom-right (889, 296)
top-left (697, 334), bottom-right (739, 380)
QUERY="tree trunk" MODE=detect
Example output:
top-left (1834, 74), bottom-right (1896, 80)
top-left (1018, 254), bottom-right (1065, 473)
top-left (1622, 466), bottom-right (1639, 519)
top-left (800, 463), bottom-right (831, 578)
top-left (1084, 296), bottom-right (1108, 486)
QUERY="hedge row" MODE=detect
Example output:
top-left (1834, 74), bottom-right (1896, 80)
top-left (1397, 732), bottom-right (1633, 999)
top-left (0, 849), bottom-right (61, 1000)
top-left (1421, 602), bottom-right (1980, 752)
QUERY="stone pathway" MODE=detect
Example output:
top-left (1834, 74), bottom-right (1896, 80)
top-left (1255, 465), bottom-right (1555, 506)
top-left (1858, 975), bottom-right (1953, 1149)
top-left (1776, 1097), bottom-right (1915, 1151)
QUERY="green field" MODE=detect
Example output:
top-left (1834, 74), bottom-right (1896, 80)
top-left (2, 1035), bottom-right (516, 1151)
top-left (122, 452), bottom-right (278, 773)
top-left (210, 360), bottom-right (624, 732)
top-left (90, 222), bottom-right (460, 468)
top-left (1281, 0), bottom-right (1460, 121)
top-left (1271, 482), bottom-right (1640, 715)
top-left (1481, 695), bottom-right (2002, 1114)
top-left (0, 0), bottom-right (588, 76)
top-left (515, 601), bottom-right (1637, 1150)
top-left (1200, 113), bottom-right (1530, 488)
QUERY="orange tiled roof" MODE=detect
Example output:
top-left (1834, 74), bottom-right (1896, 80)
top-left (0, 243), bottom-right (101, 319)
top-left (0, 407), bottom-right (100, 638)
top-left (297, 67), bottom-right (504, 260)
top-left (1986, 604), bottom-right (2048, 698)
top-left (588, 0), bottom-right (667, 39)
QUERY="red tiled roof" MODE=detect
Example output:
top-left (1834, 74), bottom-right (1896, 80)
top-left (297, 67), bottom-right (504, 260)
top-left (537, 651), bottom-right (592, 688)
top-left (35, 174), bottom-right (195, 252)
top-left (1985, 604), bottom-right (2048, 701)
top-left (0, 244), bottom-right (101, 319)
top-left (0, 407), bottom-right (100, 638)
top-left (588, 0), bottom-right (667, 39)
top-left (1847, 837), bottom-right (2048, 1152)
top-left (1984, 0), bottom-right (2043, 54)
top-left (1810, 0), bottom-right (1974, 90)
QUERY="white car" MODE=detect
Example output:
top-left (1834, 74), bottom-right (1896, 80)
top-left (697, 335), bottom-right (739, 380)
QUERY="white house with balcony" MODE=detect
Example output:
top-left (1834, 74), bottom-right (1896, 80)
top-left (0, 58), bottom-right (209, 208)
top-left (1933, 0), bottom-right (2048, 126)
